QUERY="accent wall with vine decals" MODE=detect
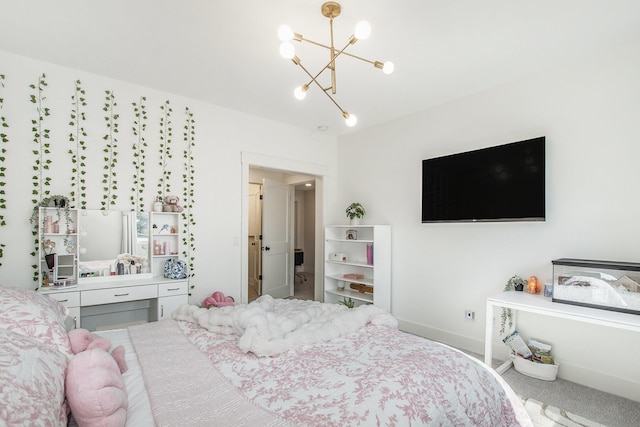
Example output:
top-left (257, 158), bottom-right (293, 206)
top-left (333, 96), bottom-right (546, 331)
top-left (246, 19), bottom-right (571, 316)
top-left (131, 96), bottom-right (148, 211)
top-left (69, 79), bottom-right (87, 210)
top-left (182, 106), bottom-right (196, 289)
top-left (0, 73), bottom-right (8, 267)
top-left (2, 70), bottom-right (197, 282)
top-left (101, 90), bottom-right (119, 210)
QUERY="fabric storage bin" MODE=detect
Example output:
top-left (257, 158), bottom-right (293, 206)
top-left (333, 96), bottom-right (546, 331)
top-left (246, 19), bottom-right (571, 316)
top-left (512, 356), bottom-right (558, 381)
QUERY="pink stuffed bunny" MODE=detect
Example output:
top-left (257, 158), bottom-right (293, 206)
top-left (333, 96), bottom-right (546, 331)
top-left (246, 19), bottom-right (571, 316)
top-left (68, 328), bottom-right (128, 373)
top-left (202, 291), bottom-right (235, 308)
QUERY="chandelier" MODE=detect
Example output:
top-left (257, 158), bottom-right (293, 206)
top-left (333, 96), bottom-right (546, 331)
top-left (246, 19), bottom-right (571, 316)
top-left (278, 2), bottom-right (394, 127)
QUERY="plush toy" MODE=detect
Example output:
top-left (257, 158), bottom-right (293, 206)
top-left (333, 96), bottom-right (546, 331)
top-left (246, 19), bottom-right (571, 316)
top-left (65, 348), bottom-right (128, 427)
top-left (68, 328), bottom-right (128, 374)
top-left (162, 195), bottom-right (184, 213)
top-left (203, 291), bottom-right (235, 308)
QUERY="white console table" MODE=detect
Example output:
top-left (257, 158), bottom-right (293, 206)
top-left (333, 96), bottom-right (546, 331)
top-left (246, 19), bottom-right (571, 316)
top-left (485, 292), bottom-right (640, 373)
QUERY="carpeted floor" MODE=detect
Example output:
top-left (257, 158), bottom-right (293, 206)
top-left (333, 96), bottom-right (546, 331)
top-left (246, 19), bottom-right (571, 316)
top-left (520, 395), bottom-right (606, 427)
top-left (502, 368), bottom-right (640, 427)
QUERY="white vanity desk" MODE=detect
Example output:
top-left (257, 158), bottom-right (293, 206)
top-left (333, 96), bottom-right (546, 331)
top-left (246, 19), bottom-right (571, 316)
top-left (40, 275), bottom-right (188, 330)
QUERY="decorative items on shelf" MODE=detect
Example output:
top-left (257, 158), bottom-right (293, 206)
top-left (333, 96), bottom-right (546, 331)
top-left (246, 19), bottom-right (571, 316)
top-left (164, 258), bottom-right (188, 280)
top-left (30, 195), bottom-right (73, 249)
top-left (152, 196), bottom-right (164, 212)
top-left (162, 195), bottom-right (183, 212)
top-left (366, 244), bottom-right (373, 265)
top-left (330, 252), bottom-right (348, 262)
top-left (346, 229), bottom-right (357, 240)
top-left (43, 239), bottom-right (56, 269)
top-left (527, 276), bottom-right (541, 294)
top-left (346, 202), bottom-right (365, 225)
top-left (350, 283), bottom-right (373, 293)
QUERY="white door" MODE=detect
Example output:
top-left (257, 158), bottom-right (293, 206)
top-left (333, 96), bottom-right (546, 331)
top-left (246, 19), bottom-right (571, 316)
top-left (261, 179), bottom-right (294, 299)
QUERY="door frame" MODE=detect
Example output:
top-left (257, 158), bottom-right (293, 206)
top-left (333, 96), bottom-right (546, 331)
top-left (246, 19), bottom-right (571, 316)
top-left (241, 152), bottom-right (328, 303)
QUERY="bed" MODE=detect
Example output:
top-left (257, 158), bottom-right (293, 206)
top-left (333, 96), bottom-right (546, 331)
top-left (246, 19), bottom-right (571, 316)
top-left (0, 286), bottom-right (532, 426)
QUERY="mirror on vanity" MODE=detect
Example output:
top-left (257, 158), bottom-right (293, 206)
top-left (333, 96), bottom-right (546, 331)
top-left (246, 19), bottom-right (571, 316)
top-left (78, 210), bottom-right (151, 280)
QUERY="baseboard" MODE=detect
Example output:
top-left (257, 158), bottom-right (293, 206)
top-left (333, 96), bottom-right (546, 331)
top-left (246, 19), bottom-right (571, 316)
top-left (396, 317), bottom-right (640, 403)
top-left (558, 361), bottom-right (640, 402)
top-left (396, 318), bottom-right (487, 356)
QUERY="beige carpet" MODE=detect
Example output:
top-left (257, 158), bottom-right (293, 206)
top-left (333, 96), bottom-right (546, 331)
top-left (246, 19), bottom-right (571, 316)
top-left (521, 396), bottom-right (606, 427)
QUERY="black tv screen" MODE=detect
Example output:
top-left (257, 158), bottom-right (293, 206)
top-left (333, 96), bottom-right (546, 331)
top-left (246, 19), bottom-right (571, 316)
top-left (422, 137), bottom-right (545, 223)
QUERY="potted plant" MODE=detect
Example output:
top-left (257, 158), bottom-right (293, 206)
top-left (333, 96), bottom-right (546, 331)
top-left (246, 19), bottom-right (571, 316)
top-left (338, 297), bottom-right (355, 308)
top-left (345, 202), bottom-right (366, 225)
top-left (499, 275), bottom-right (526, 334)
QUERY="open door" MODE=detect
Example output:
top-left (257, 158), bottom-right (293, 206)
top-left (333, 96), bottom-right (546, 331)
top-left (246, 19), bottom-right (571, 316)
top-left (260, 178), bottom-right (294, 299)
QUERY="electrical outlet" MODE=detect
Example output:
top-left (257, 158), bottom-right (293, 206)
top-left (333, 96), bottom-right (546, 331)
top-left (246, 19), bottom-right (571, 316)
top-left (464, 310), bottom-right (475, 322)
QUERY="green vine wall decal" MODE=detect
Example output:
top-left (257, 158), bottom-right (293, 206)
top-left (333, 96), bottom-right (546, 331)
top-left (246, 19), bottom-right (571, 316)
top-left (0, 74), bottom-right (8, 266)
top-left (29, 73), bottom-right (52, 280)
top-left (30, 73), bottom-right (52, 203)
top-left (181, 107), bottom-right (196, 288)
top-left (101, 90), bottom-right (119, 210)
top-left (131, 96), bottom-right (148, 211)
top-left (69, 80), bottom-right (87, 209)
top-left (157, 100), bottom-right (172, 198)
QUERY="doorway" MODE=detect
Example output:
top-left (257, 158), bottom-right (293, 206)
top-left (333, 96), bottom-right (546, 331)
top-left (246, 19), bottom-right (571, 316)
top-left (247, 171), bottom-right (316, 302)
top-left (241, 152), bottom-right (327, 304)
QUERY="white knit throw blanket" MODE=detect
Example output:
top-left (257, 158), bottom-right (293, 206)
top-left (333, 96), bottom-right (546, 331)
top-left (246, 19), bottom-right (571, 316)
top-left (172, 295), bottom-right (398, 357)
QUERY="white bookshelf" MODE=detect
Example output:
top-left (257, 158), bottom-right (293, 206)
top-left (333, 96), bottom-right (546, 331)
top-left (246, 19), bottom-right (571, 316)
top-left (324, 225), bottom-right (391, 312)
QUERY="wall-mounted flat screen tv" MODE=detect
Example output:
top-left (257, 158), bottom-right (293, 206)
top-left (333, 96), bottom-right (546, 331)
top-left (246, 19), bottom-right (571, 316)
top-left (422, 137), bottom-right (545, 223)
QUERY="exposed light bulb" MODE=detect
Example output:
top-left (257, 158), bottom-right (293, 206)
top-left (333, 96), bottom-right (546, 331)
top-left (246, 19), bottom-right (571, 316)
top-left (382, 61), bottom-right (395, 75)
top-left (294, 86), bottom-right (307, 100)
top-left (354, 21), bottom-right (371, 40)
top-left (279, 42), bottom-right (295, 59)
top-left (345, 114), bottom-right (358, 127)
top-left (278, 25), bottom-right (294, 41)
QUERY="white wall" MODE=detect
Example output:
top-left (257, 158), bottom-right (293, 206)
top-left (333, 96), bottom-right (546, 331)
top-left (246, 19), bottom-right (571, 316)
top-left (0, 50), bottom-right (337, 306)
top-left (336, 41), bottom-right (640, 401)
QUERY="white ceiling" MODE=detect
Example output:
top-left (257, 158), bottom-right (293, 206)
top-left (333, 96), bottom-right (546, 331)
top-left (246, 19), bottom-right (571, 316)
top-left (1, 0), bottom-right (639, 137)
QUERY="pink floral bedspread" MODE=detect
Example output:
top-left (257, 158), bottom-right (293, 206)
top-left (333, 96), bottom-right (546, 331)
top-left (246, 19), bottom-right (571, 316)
top-left (174, 318), bottom-right (531, 426)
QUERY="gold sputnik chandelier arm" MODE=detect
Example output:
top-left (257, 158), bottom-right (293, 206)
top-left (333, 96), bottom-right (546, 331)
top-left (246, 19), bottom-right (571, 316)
top-left (295, 37), bottom-right (386, 69)
top-left (299, 39), bottom-right (358, 94)
top-left (291, 56), bottom-right (349, 117)
top-left (279, 2), bottom-right (394, 127)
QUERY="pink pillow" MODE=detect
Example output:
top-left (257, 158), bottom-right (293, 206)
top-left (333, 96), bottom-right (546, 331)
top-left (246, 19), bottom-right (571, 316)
top-left (0, 285), bottom-right (72, 355)
top-left (66, 348), bottom-right (128, 427)
top-left (0, 328), bottom-right (68, 426)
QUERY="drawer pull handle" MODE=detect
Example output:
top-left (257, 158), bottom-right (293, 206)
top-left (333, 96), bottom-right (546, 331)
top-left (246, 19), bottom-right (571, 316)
top-left (167, 288), bottom-right (180, 291)
top-left (59, 299), bottom-right (69, 303)
top-left (114, 293), bottom-right (130, 297)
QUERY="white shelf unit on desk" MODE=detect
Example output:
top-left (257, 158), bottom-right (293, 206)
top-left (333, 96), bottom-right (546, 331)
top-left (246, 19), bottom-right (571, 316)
top-left (324, 225), bottom-right (390, 312)
top-left (38, 207), bottom-right (79, 286)
top-left (484, 291), bottom-right (640, 373)
top-left (150, 211), bottom-right (181, 276)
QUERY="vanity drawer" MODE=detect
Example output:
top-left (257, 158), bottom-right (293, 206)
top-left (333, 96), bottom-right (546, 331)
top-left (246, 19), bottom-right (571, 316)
top-left (158, 280), bottom-right (188, 297)
top-left (81, 284), bottom-right (157, 306)
top-left (47, 291), bottom-right (80, 308)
